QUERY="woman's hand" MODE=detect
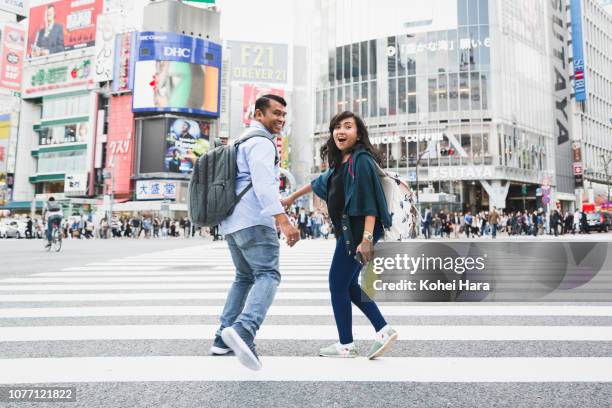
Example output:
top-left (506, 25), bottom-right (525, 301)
top-left (356, 239), bottom-right (374, 264)
top-left (280, 194), bottom-right (295, 210)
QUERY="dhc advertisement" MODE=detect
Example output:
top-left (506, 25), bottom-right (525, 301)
top-left (132, 31), bottom-right (222, 117)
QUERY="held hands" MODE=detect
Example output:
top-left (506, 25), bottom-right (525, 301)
top-left (280, 194), bottom-right (295, 210)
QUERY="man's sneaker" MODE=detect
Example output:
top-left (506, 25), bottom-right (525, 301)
top-left (366, 327), bottom-right (398, 360)
top-left (319, 342), bottom-right (358, 358)
top-left (210, 334), bottom-right (233, 356)
top-left (221, 324), bottom-right (262, 371)
top-left (45, 243), bottom-right (51, 248)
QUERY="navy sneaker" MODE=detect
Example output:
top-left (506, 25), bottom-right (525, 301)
top-left (221, 323), bottom-right (261, 371)
top-left (210, 334), bottom-right (233, 355)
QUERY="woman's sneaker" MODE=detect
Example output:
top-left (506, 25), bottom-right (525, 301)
top-left (366, 327), bottom-right (398, 360)
top-left (319, 342), bottom-right (358, 358)
top-left (210, 335), bottom-right (232, 355)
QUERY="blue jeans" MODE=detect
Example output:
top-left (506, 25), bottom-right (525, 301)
top-left (46, 215), bottom-right (62, 242)
top-left (216, 225), bottom-right (281, 339)
top-left (491, 223), bottom-right (498, 238)
top-left (329, 234), bottom-right (387, 344)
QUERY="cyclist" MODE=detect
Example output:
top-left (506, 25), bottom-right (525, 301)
top-left (44, 196), bottom-right (63, 248)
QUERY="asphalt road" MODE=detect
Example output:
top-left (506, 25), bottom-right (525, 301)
top-left (0, 237), bottom-right (611, 407)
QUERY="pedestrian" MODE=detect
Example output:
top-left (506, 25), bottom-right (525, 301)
top-left (282, 110), bottom-right (398, 360)
top-left (488, 207), bottom-right (499, 239)
top-left (464, 211), bottom-right (472, 238)
top-left (423, 207), bottom-right (432, 239)
top-left (214, 94), bottom-right (300, 371)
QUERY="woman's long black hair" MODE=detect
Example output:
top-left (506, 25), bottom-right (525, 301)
top-left (320, 111), bottom-right (382, 169)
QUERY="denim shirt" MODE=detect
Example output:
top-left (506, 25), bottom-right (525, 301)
top-left (311, 147), bottom-right (391, 255)
top-left (220, 121), bottom-right (283, 235)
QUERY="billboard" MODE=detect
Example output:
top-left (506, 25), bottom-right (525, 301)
top-left (165, 118), bottom-right (211, 174)
top-left (242, 85), bottom-right (284, 126)
top-left (570, 0), bottom-right (587, 102)
top-left (23, 56), bottom-right (93, 97)
top-left (27, 0), bottom-right (103, 59)
top-left (0, 23), bottom-right (26, 92)
top-left (132, 32), bottom-right (222, 117)
top-left (105, 94), bottom-right (134, 195)
top-left (112, 31), bottom-right (137, 93)
top-left (229, 41), bottom-right (288, 84)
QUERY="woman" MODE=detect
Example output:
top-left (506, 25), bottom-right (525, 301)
top-left (282, 111), bottom-right (397, 359)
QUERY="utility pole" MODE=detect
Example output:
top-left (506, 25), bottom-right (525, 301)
top-left (601, 153), bottom-right (612, 206)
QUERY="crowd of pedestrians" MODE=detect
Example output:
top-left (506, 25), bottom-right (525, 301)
top-left (419, 207), bottom-right (595, 239)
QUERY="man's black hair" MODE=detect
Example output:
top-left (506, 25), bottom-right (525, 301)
top-left (49, 197), bottom-right (55, 201)
top-left (47, 4), bottom-right (55, 11)
top-left (255, 94), bottom-right (287, 114)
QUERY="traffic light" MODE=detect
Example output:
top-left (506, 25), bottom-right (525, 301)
top-left (440, 148), bottom-right (455, 156)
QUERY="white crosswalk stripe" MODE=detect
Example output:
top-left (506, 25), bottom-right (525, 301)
top-left (1, 240), bottom-right (611, 385)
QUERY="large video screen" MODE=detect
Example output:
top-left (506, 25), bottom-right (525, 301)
top-left (165, 118), bottom-right (211, 174)
top-left (27, 0), bottom-right (103, 59)
top-left (132, 32), bottom-right (222, 117)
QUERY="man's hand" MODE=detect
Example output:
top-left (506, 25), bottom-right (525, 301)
top-left (276, 214), bottom-right (300, 247)
top-left (356, 240), bottom-right (374, 264)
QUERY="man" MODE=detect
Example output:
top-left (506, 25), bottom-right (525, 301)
top-left (32, 5), bottom-right (64, 57)
top-left (423, 207), bottom-right (432, 239)
top-left (214, 95), bottom-right (300, 370)
top-left (44, 197), bottom-right (63, 248)
top-left (489, 207), bottom-right (499, 239)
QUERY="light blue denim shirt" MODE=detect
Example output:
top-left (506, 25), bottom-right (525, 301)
top-left (220, 121), bottom-right (284, 235)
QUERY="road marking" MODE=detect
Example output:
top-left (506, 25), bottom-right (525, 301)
top-left (0, 292), bottom-right (331, 302)
top-left (31, 270), bottom-right (329, 277)
top-left (3, 305), bottom-right (612, 318)
top-left (0, 283), bottom-right (328, 291)
top-left (1, 356), bottom-right (611, 383)
top-left (2, 276), bottom-right (328, 283)
top-left (2, 324), bottom-right (612, 342)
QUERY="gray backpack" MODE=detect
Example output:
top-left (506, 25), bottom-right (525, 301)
top-left (188, 129), bottom-right (278, 227)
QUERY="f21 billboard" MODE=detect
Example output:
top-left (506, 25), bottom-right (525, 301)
top-left (27, 0), bottom-right (103, 59)
top-left (132, 32), bottom-right (221, 118)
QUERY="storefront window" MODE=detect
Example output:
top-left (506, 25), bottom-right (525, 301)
top-left (428, 76), bottom-right (437, 112)
top-left (471, 72), bottom-right (481, 110)
top-left (360, 41), bottom-right (368, 79)
top-left (38, 150), bottom-right (87, 174)
top-left (343, 45), bottom-right (350, 80)
top-left (468, 0), bottom-right (479, 25)
top-left (369, 80), bottom-right (377, 117)
top-left (399, 77), bottom-right (407, 113)
top-left (387, 36), bottom-right (396, 76)
top-left (459, 73), bottom-right (470, 110)
top-left (389, 78), bottom-right (397, 115)
top-left (438, 73), bottom-right (448, 112)
top-left (449, 74), bottom-right (459, 111)
top-left (352, 43), bottom-right (359, 79)
top-left (361, 82), bottom-right (369, 116)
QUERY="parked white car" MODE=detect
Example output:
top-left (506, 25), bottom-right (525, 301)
top-left (1, 219), bottom-right (27, 239)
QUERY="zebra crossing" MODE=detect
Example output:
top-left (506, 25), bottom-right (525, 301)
top-left (1, 240), bottom-right (612, 387)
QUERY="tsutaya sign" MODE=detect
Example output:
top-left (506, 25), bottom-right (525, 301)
top-left (429, 166), bottom-right (494, 181)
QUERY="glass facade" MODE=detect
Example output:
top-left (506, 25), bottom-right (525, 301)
top-left (312, 0), bottom-right (555, 211)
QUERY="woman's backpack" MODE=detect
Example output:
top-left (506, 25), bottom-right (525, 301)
top-left (372, 162), bottom-right (418, 241)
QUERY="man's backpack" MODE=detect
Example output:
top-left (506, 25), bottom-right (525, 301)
top-left (188, 128), bottom-right (278, 227)
top-left (372, 162), bottom-right (419, 241)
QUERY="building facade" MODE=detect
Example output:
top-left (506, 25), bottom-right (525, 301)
top-left (311, 0), bottom-right (582, 213)
top-left (571, 0), bottom-right (612, 207)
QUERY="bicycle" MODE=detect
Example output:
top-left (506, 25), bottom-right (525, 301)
top-left (46, 220), bottom-right (62, 252)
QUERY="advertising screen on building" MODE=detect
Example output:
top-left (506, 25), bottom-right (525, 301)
top-left (0, 23), bottom-right (26, 92)
top-left (242, 85), bottom-right (284, 126)
top-left (27, 0), bottom-right (103, 59)
top-left (132, 32), bottom-right (222, 117)
top-left (165, 118), bottom-right (210, 174)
